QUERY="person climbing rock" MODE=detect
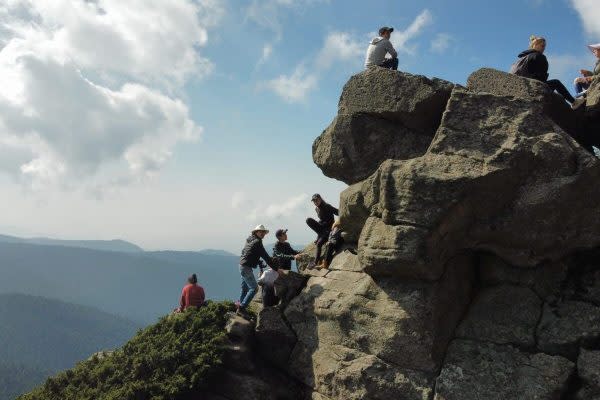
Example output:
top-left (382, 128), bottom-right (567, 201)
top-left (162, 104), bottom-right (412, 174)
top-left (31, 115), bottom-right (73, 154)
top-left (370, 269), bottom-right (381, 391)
top-left (510, 35), bottom-right (575, 104)
top-left (178, 274), bottom-right (206, 312)
top-left (272, 228), bottom-right (301, 271)
top-left (306, 194), bottom-right (338, 267)
top-left (364, 26), bottom-right (398, 70)
top-left (237, 224), bottom-right (277, 317)
top-left (258, 265), bottom-right (280, 307)
top-left (573, 43), bottom-right (600, 97)
top-left (318, 220), bottom-right (344, 270)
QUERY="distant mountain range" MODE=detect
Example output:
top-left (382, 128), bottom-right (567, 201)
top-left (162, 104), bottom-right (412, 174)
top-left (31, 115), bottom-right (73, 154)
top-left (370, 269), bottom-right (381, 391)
top-left (0, 294), bottom-right (139, 400)
top-left (0, 234), bottom-right (144, 253)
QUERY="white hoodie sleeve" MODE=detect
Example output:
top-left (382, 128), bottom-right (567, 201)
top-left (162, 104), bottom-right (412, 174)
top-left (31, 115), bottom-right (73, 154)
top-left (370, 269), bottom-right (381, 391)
top-left (385, 39), bottom-right (397, 58)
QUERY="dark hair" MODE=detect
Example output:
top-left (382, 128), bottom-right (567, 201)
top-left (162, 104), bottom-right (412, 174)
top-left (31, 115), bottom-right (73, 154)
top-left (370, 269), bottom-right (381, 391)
top-left (188, 274), bottom-right (197, 284)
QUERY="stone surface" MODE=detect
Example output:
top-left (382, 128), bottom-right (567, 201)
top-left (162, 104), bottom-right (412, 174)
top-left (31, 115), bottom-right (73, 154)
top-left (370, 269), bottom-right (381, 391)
top-left (283, 253), bottom-right (473, 398)
top-left (434, 339), bottom-right (574, 400)
top-left (479, 253), bottom-right (568, 300)
top-left (313, 68), bottom-right (454, 184)
top-left (455, 285), bottom-right (541, 348)
top-left (255, 306), bottom-right (296, 369)
top-left (576, 349), bottom-right (600, 399)
top-left (275, 270), bottom-right (309, 307)
top-left (537, 300), bottom-right (600, 359)
top-left (350, 86), bottom-right (600, 280)
top-left (225, 313), bottom-right (255, 345)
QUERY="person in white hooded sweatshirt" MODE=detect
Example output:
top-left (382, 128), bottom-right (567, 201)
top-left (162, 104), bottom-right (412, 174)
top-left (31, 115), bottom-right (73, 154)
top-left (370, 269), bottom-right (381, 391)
top-left (364, 27), bottom-right (398, 70)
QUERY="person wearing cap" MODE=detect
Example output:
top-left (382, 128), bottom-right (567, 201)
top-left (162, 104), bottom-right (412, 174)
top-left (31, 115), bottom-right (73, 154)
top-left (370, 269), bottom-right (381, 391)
top-left (237, 224), bottom-right (277, 317)
top-left (306, 194), bottom-right (339, 266)
top-left (574, 44), bottom-right (600, 96)
top-left (178, 274), bottom-right (206, 312)
top-left (364, 27), bottom-right (398, 70)
top-left (272, 229), bottom-right (301, 271)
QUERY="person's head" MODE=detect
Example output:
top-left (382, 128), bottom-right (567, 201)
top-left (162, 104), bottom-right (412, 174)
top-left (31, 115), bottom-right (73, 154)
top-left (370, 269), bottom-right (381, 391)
top-left (188, 274), bottom-right (197, 285)
top-left (379, 26), bottom-right (393, 40)
top-left (275, 228), bottom-right (288, 242)
top-left (529, 35), bottom-right (546, 53)
top-left (588, 44), bottom-right (600, 59)
top-left (311, 193), bottom-right (323, 207)
top-left (252, 224), bottom-right (269, 239)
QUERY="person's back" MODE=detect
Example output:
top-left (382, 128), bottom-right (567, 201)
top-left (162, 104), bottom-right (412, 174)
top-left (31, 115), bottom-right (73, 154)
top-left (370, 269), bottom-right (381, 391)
top-left (512, 49), bottom-right (548, 82)
top-left (364, 27), bottom-right (398, 70)
top-left (179, 274), bottom-right (205, 311)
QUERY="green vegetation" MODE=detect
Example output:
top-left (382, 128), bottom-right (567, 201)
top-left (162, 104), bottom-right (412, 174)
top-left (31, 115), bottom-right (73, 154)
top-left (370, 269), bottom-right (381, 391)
top-left (19, 302), bottom-right (234, 400)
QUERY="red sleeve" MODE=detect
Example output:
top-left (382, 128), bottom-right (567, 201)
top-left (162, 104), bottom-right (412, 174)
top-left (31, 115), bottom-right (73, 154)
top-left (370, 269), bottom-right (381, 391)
top-left (180, 286), bottom-right (188, 310)
top-left (199, 287), bottom-right (205, 304)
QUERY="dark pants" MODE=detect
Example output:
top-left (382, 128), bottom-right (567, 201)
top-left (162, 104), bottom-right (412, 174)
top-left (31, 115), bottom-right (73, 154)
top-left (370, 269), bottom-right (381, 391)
top-left (306, 218), bottom-right (329, 262)
top-left (379, 57), bottom-right (398, 70)
top-left (547, 79), bottom-right (575, 103)
top-left (262, 285), bottom-right (279, 307)
top-left (324, 239), bottom-right (344, 265)
top-left (575, 81), bottom-right (590, 96)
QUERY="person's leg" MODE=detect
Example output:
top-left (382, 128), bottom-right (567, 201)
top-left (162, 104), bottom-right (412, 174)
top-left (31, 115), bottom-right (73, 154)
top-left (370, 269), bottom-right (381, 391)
top-left (391, 57), bottom-right (398, 70)
top-left (306, 218), bottom-right (324, 235)
top-left (324, 243), bottom-right (335, 265)
top-left (239, 267), bottom-right (248, 304)
top-left (315, 233), bottom-right (328, 262)
top-left (379, 58), bottom-right (398, 70)
top-left (547, 79), bottom-right (575, 103)
top-left (263, 285), bottom-right (277, 307)
top-left (240, 267), bottom-right (258, 308)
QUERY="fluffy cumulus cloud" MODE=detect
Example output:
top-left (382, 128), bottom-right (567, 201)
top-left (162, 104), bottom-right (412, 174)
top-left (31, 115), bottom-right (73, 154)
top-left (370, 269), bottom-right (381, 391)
top-left (248, 193), bottom-right (309, 221)
top-left (316, 31), bottom-right (364, 70)
top-left (0, 0), bottom-right (220, 190)
top-left (570, 0), bottom-right (600, 37)
top-left (430, 33), bottom-right (453, 54)
top-left (391, 9), bottom-right (433, 55)
top-left (263, 66), bottom-right (318, 103)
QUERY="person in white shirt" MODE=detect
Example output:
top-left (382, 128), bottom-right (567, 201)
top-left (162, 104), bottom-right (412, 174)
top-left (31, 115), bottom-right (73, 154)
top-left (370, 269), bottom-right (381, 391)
top-left (258, 266), bottom-right (280, 307)
top-left (364, 26), bottom-right (398, 70)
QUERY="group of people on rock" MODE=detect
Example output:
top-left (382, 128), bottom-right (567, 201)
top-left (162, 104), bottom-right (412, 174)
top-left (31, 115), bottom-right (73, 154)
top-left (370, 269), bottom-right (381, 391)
top-left (364, 26), bottom-right (600, 109)
top-left (175, 193), bottom-right (344, 319)
top-left (234, 193), bottom-right (343, 318)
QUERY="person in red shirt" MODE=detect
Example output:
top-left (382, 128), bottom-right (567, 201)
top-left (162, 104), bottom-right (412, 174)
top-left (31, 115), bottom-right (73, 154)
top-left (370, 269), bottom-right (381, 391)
top-left (178, 274), bottom-right (206, 311)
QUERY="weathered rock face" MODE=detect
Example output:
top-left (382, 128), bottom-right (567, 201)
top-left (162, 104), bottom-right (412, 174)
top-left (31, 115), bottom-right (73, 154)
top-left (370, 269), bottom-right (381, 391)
top-left (313, 68), bottom-right (454, 184)
top-left (208, 68), bottom-right (600, 400)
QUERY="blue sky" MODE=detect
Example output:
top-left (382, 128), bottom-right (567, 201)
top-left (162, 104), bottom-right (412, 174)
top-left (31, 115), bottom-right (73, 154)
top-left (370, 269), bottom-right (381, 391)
top-left (0, 0), bottom-right (598, 252)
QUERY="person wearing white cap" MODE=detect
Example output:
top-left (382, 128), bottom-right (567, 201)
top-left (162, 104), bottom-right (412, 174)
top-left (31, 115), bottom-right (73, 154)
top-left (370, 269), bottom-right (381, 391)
top-left (236, 224), bottom-right (277, 317)
top-left (574, 43), bottom-right (600, 96)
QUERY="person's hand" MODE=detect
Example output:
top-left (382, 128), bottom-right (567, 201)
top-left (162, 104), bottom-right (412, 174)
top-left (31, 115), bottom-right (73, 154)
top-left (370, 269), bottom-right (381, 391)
top-left (587, 76), bottom-right (594, 82)
top-left (575, 77), bottom-right (586, 84)
top-left (294, 254), bottom-right (301, 260)
top-left (277, 269), bottom-right (285, 276)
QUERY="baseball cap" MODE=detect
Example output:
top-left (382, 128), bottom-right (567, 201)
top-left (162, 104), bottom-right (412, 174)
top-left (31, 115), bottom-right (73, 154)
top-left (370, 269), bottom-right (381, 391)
top-left (275, 228), bottom-right (288, 238)
top-left (311, 193), bottom-right (322, 201)
top-left (378, 26), bottom-right (394, 35)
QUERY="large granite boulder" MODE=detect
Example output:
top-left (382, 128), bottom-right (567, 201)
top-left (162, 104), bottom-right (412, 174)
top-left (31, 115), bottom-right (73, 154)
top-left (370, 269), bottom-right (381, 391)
top-left (576, 349), bottom-right (600, 399)
top-left (434, 340), bottom-right (574, 400)
top-left (313, 68), bottom-right (454, 184)
top-left (255, 306), bottom-right (297, 369)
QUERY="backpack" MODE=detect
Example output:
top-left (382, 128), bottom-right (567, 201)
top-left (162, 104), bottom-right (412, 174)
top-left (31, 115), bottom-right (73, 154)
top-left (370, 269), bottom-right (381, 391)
top-left (510, 55), bottom-right (531, 77)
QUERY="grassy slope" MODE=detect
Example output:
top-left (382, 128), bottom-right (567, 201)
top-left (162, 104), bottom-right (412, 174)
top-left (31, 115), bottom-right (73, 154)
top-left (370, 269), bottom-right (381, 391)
top-left (19, 302), bottom-right (233, 400)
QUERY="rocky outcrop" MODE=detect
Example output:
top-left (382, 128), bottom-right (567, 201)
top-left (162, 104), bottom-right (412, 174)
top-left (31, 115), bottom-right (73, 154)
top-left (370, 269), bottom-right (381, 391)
top-left (212, 67), bottom-right (600, 400)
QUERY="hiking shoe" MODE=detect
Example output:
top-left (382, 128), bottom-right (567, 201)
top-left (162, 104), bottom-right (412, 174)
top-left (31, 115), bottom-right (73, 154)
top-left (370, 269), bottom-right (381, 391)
top-left (572, 97), bottom-right (586, 110)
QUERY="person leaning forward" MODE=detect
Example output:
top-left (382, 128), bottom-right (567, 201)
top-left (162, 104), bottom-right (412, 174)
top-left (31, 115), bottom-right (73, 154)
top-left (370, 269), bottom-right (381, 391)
top-left (237, 224), bottom-right (277, 317)
top-left (364, 26), bottom-right (398, 70)
top-left (306, 194), bottom-right (338, 266)
top-left (272, 228), bottom-right (301, 271)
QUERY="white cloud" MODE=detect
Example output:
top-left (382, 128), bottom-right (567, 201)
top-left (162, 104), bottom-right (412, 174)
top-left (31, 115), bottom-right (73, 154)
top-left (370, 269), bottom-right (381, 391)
top-left (231, 191), bottom-right (247, 209)
top-left (430, 33), bottom-right (453, 54)
top-left (246, 0), bottom-right (327, 39)
top-left (316, 31), bottom-right (364, 70)
top-left (257, 43), bottom-right (274, 67)
top-left (0, 0), bottom-right (221, 190)
top-left (570, 0), bottom-right (600, 37)
top-left (390, 9), bottom-right (433, 55)
top-left (248, 193), bottom-right (309, 221)
top-left (264, 66), bottom-right (318, 103)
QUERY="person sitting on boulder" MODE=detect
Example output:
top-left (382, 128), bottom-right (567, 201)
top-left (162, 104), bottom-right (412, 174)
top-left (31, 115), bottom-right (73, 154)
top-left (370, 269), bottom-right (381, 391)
top-left (237, 224), bottom-right (278, 317)
top-left (306, 194), bottom-right (338, 267)
top-left (574, 43), bottom-right (600, 96)
top-left (272, 228), bottom-right (301, 271)
top-left (258, 266), bottom-right (280, 307)
top-left (178, 274), bottom-right (206, 312)
top-left (364, 26), bottom-right (398, 70)
top-left (510, 35), bottom-right (575, 104)
top-left (318, 220), bottom-right (344, 270)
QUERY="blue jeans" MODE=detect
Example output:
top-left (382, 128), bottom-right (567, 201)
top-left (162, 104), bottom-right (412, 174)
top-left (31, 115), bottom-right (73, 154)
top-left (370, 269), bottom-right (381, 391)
top-left (239, 266), bottom-right (257, 308)
top-left (379, 57), bottom-right (398, 70)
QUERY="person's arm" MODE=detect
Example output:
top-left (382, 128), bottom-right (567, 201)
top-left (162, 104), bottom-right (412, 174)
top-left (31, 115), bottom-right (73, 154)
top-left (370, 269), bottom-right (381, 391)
top-left (179, 287), bottom-right (187, 311)
top-left (385, 39), bottom-right (397, 58)
top-left (199, 287), bottom-right (205, 304)
top-left (259, 242), bottom-right (276, 269)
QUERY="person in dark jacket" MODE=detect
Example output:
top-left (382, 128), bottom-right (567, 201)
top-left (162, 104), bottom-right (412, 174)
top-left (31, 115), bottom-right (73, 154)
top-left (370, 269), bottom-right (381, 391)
top-left (511, 36), bottom-right (575, 104)
top-left (237, 224), bottom-right (277, 316)
top-left (306, 194), bottom-right (338, 266)
top-left (319, 220), bottom-right (344, 270)
top-left (272, 228), bottom-right (300, 270)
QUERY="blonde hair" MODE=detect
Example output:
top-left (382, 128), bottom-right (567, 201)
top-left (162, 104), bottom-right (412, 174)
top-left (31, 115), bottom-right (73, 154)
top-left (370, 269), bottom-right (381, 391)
top-left (332, 220), bottom-right (341, 229)
top-left (529, 35), bottom-right (546, 49)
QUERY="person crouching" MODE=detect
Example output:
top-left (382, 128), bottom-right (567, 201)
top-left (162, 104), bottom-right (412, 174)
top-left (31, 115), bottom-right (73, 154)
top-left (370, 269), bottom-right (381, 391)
top-left (258, 266), bottom-right (280, 307)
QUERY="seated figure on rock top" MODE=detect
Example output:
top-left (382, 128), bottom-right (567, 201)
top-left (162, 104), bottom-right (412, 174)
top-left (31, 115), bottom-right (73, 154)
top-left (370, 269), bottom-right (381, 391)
top-left (364, 26), bottom-right (398, 70)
